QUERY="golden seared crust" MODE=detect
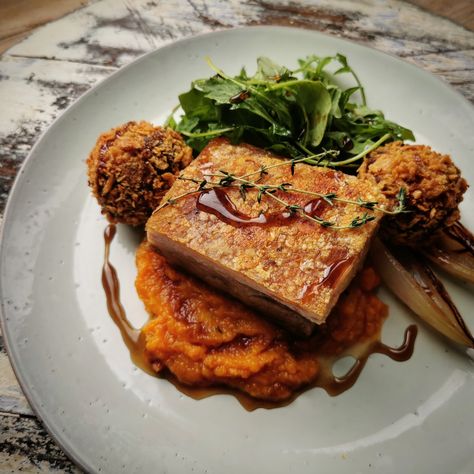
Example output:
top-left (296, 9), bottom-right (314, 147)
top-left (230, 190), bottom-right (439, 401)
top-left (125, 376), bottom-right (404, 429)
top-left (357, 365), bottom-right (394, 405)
top-left (87, 121), bottom-right (193, 226)
top-left (147, 138), bottom-right (383, 325)
top-left (358, 141), bottom-right (468, 245)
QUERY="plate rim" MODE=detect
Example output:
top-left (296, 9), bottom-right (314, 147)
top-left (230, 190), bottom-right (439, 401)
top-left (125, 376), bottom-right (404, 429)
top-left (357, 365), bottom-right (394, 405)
top-left (1, 24), bottom-right (473, 472)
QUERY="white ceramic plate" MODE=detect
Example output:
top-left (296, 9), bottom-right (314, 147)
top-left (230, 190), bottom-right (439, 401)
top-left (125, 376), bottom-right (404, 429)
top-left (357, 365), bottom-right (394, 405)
top-left (1, 26), bottom-right (474, 474)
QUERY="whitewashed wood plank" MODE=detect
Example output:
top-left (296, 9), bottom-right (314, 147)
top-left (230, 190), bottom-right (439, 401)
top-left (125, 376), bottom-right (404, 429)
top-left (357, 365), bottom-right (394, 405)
top-left (7, 0), bottom-right (474, 67)
top-left (0, 56), bottom-right (115, 209)
top-left (0, 55), bottom-right (116, 137)
top-left (7, 0), bottom-right (211, 67)
top-left (404, 49), bottom-right (474, 101)
top-left (0, 333), bottom-right (32, 416)
top-left (405, 48), bottom-right (474, 72)
top-left (3, 0), bottom-right (472, 119)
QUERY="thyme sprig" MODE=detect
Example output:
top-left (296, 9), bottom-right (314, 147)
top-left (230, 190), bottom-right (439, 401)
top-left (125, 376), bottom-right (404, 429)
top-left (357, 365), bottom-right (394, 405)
top-left (154, 160), bottom-right (407, 229)
top-left (202, 171), bottom-right (402, 215)
top-left (237, 149), bottom-right (339, 181)
top-left (178, 173), bottom-right (375, 230)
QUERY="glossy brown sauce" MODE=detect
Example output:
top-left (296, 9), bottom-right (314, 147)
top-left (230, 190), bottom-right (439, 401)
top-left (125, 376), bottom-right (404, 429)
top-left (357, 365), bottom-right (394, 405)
top-left (102, 224), bottom-right (417, 410)
top-left (301, 256), bottom-right (355, 304)
top-left (303, 197), bottom-right (329, 217)
top-left (320, 256), bottom-right (354, 287)
top-left (196, 188), bottom-right (268, 225)
top-left (102, 225), bottom-right (153, 375)
top-left (196, 188), bottom-right (328, 228)
top-left (313, 325), bottom-right (417, 396)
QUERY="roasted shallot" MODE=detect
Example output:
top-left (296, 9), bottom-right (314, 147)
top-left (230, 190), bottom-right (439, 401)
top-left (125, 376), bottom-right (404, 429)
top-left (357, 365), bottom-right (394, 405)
top-left (370, 238), bottom-right (474, 349)
top-left (423, 221), bottom-right (474, 284)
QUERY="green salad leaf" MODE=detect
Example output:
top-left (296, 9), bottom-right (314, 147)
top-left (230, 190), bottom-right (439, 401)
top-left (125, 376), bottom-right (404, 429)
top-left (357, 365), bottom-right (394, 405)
top-left (167, 54), bottom-right (415, 170)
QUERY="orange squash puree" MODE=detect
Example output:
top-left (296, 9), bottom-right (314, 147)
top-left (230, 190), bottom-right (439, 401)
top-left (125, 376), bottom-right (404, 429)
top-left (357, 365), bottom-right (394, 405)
top-left (310, 267), bottom-right (388, 357)
top-left (136, 242), bottom-right (387, 401)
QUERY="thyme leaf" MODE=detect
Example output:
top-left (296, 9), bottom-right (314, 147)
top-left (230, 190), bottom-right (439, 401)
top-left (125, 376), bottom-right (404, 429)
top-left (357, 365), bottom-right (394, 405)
top-left (350, 213), bottom-right (376, 228)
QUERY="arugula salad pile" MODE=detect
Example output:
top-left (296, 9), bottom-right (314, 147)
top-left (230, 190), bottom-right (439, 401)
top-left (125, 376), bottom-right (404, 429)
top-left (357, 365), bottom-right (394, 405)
top-left (167, 54), bottom-right (414, 169)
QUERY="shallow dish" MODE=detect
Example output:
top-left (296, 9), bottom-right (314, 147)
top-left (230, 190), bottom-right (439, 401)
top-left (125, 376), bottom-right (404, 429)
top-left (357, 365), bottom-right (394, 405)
top-left (1, 26), bottom-right (473, 474)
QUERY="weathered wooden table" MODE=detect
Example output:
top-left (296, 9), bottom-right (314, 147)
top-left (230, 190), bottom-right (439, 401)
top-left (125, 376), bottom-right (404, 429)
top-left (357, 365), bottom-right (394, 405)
top-left (0, 0), bottom-right (473, 471)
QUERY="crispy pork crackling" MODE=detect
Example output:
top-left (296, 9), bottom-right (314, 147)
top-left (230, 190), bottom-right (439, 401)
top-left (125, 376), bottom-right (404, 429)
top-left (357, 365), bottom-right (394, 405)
top-left (146, 138), bottom-right (383, 335)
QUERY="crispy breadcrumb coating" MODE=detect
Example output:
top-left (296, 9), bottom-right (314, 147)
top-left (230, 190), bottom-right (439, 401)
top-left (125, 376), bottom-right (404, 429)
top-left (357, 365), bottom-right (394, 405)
top-left (87, 121), bottom-right (193, 226)
top-left (358, 141), bottom-right (468, 245)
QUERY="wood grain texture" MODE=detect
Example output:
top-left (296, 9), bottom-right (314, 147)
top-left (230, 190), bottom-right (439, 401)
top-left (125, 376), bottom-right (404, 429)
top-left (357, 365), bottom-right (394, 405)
top-left (0, 55), bottom-right (114, 209)
top-left (0, 336), bottom-right (32, 416)
top-left (0, 0), bottom-right (473, 471)
top-left (0, 0), bottom-right (89, 54)
top-left (408, 0), bottom-right (474, 31)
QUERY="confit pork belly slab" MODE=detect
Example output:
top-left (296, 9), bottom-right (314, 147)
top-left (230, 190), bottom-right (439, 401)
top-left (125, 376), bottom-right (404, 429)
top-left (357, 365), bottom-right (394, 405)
top-left (146, 138), bottom-right (383, 335)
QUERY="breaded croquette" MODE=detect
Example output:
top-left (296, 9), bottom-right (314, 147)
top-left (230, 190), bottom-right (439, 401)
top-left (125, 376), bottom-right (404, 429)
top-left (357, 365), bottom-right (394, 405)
top-left (87, 121), bottom-right (193, 226)
top-left (358, 141), bottom-right (468, 245)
